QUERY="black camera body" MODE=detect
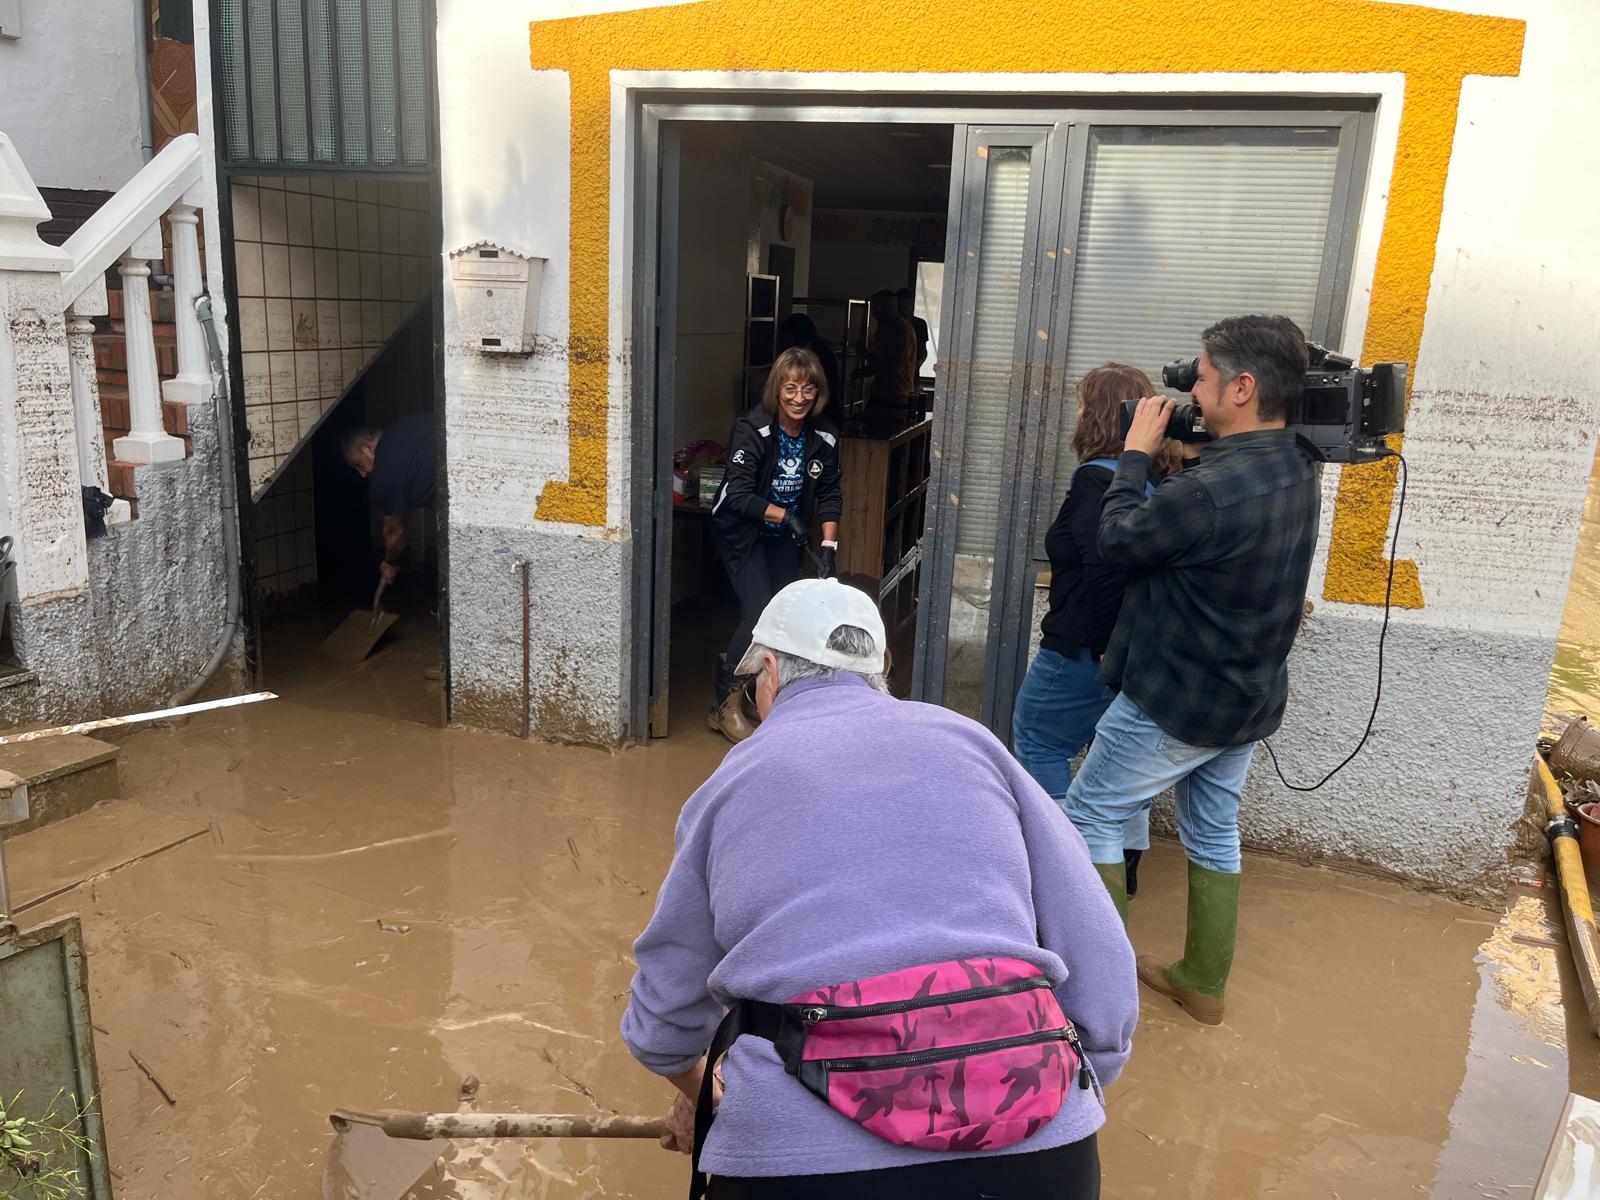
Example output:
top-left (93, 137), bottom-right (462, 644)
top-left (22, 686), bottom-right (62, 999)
top-left (1119, 345), bottom-right (1408, 464)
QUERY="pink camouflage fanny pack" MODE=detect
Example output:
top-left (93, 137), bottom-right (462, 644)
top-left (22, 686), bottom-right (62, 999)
top-left (689, 956), bottom-right (1100, 1198)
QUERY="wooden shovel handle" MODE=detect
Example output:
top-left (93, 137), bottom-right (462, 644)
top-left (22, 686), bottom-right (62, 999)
top-left (376, 1111), bottom-right (669, 1141)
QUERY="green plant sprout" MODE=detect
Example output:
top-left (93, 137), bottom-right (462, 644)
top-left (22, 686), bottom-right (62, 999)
top-left (0, 1089), bottom-right (97, 1200)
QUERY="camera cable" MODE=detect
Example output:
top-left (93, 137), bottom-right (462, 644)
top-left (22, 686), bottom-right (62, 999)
top-left (1261, 449), bottom-right (1408, 792)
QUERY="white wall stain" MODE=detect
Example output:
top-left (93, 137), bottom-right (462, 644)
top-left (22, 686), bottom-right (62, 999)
top-left (0, 0), bottom-right (145, 191)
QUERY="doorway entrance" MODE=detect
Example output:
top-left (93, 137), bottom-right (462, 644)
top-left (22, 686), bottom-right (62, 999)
top-left (647, 117), bottom-right (952, 736)
top-left (634, 100), bottom-right (1375, 743)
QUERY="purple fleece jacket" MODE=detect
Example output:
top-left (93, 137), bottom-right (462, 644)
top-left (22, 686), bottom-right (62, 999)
top-left (621, 675), bottom-right (1138, 1178)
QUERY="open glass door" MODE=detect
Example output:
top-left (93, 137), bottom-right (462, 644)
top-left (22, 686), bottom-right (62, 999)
top-left (915, 111), bottom-right (1370, 747)
top-left (912, 124), bottom-right (1068, 734)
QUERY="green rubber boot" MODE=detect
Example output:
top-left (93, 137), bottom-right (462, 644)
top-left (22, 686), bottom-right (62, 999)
top-left (1092, 861), bottom-right (1129, 923)
top-left (1136, 862), bottom-right (1239, 1025)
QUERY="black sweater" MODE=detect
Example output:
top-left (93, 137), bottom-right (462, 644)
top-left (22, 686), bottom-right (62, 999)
top-left (711, 409), bottom-right (843, 574)
top-left (1039, 464), bottom-right (1126, 660)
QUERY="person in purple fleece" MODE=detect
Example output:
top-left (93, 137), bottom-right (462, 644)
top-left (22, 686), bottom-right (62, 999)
top-left (621, 578), bottom-right (1138, 1199)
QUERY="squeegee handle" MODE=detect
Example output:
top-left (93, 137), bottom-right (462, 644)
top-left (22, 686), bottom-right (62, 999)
top-left (379, 1111), bottom-right (669, 1140)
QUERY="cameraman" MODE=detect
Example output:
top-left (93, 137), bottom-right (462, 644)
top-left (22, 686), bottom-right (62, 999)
top-left (1063, 315), bottom-right (1320, 1027)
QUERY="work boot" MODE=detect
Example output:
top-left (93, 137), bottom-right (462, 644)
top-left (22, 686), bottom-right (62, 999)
top-left (1092, 861), bottom-right (1129, 923)
top-left (1137, 862), bottom-right (1240, 1026)
top-left (708, 655), bottom-right (754, 744)
top-left (1124, 849), bottom-right (1143, 899)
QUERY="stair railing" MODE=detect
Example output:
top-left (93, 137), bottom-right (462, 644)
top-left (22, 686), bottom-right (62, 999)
top-left (59, 132), bottom-right (212, 480)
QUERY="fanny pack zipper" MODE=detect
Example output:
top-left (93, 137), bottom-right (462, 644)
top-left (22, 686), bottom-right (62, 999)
top-left (817, 1028), bottom-right (1072, 1074)
top-left (797, 975), bottom-right (1051, 1025)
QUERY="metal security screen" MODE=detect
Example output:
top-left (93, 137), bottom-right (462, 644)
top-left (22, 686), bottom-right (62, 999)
top-left (215, 0), bottom-right (432, 169)
top-left (1050, 124), bottom-right (1342, 494)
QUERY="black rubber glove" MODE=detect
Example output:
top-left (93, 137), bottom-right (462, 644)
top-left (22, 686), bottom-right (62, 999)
top-left (781, 508), bottom-right (809, 545)
top-left (818, 546), bottom-right (837, 579)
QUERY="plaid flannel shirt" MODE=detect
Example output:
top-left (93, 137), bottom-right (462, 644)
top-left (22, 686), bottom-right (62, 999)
top-left (1096, 429), bottom-right (1321, 748)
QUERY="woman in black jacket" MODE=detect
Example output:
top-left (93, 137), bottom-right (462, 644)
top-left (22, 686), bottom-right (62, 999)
top-left (1012, 363), bottom-right (1178, 897)
top-left (709, 347), bottom-right (843, 742)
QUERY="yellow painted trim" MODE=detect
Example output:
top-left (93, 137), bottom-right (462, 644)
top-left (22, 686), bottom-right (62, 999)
top-left (527, 0), bottom-right (1524, 583)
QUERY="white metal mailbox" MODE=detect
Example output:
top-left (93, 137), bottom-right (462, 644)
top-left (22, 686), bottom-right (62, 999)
top-left (449, 241), bottom-right (546, 355)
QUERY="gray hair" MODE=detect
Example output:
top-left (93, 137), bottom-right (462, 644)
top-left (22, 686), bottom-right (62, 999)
top-left (750, 625), bottom-right (891, 694)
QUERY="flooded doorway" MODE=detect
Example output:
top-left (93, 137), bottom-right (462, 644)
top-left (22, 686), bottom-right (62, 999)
top-left (640, 115), bottom-right (953, 735)
top-left (632, 99), bottom-right (1378, 745)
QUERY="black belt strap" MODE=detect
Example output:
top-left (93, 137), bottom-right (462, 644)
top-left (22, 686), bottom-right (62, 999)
top-left (689, 999), bottom-right (786, 1200)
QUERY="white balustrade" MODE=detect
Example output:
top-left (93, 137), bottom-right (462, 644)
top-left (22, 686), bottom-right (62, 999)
top-left (162, 202), bottom-right (212, 407)
top-left (110, 222), bottom-right (185, 465)
top-left (64, 277), bottom-right (131, 526)
top-left (1, 127), bottom-right (210, 580)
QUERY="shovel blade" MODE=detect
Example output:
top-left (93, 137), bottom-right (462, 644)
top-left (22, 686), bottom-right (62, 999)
top-left (318, 609), bottom-right (399, 663)
top-left (323, 1115), bottom-right (445, 1200)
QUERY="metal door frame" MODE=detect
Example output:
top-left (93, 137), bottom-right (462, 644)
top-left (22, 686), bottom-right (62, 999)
top-left (909, 123), bottom-right (1058, 727)
top-left (627, 97), bottom-right (1375, 742)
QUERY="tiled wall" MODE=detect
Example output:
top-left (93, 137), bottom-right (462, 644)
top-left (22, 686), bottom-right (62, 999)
top-left (230, 175), bottom-right (433, 497)
top-left (254, 451), bottom-right (316, 608)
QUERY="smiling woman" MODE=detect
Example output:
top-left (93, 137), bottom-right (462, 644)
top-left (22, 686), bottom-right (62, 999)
top-left (706, 348), bottom-right (844, 743)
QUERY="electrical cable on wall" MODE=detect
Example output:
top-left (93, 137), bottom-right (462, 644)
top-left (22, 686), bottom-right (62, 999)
top-left (1262, 450), bottom-right (1408, 792)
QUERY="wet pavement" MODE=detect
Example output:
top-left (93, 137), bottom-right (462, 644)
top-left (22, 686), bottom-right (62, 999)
top-left (5, 630), bottom-right (1600, 1198)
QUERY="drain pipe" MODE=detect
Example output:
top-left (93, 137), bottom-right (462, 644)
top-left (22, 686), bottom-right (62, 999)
top-left (169, 296), bottom-right (242, 706)
top-left (134, 3), bottom-right (157, 162)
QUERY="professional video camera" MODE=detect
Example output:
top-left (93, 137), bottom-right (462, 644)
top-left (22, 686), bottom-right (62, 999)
top-left (1119, 344), bottom-right (1408, 464)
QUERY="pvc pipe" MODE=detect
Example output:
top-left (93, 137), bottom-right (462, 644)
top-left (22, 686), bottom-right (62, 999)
top-left (169, 296), bottom-right (242, 707)
top-left (1536, 753), bottom-right (1600, 1039)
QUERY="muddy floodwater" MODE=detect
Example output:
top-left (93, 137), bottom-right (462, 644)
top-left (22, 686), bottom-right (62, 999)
top-left (6, 628), bottom-right (1600, 1199)
top-left (1550, 445), bottom-right (1600, 724)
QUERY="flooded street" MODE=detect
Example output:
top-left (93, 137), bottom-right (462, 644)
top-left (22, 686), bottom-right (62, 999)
top-left (1549, 445), bottom-right (1600, 724)
top-left (5, 633), bottom-right (1599, 1198)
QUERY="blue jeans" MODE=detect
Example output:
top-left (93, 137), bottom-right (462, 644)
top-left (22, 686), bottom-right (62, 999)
top-left (1012, 648), bottom-right (1148, 851)
top-left (1064, 693), bottom-right (1255, 872)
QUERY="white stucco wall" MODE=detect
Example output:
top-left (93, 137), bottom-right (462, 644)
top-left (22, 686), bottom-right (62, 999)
top-left (0, 0), bottom-right (145, 191)
top-left (433, 0), bottom-right (1600, 890)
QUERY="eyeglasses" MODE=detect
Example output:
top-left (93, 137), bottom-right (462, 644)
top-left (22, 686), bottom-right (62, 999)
top-left (781, 383), bottom-right (819, 400)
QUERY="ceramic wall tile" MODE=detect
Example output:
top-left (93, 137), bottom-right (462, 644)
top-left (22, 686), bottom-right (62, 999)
top-left (259, 187), bottom-right (288, 244)
top-left (285, 192), bottom-right (313, 246)
top-left (289, 246), bottom-right (316, 299)
top-left (238, 298), bottom-right (268, 352)
top-left (315, 248), bottom-right (339, 299)
top-left (265, 299), bottom-right (293, 351)
top-left (231, 184), bottom-right (260, 242)
top-left (262, 243), bottom-right (291, 297)
top-left (234, 240), bottom-right (264, 296)
top-left (242, 350), bottom-right (271, 404)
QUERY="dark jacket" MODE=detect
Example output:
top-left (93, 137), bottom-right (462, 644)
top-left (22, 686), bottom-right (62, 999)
top-left (1039, 464), bottom-right (1125, 660)
top-left (1097, 430), bottom-right (1321, 747)
top-left (712, 409), bottom-right (843, 574)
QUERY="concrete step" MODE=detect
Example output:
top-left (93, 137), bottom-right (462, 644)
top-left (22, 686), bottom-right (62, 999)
top-left (0, 734), bottom-right (121, 837)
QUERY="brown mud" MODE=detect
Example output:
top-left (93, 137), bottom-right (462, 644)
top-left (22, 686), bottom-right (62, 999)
top-left (5, 631), bottom-right (1599, 1198)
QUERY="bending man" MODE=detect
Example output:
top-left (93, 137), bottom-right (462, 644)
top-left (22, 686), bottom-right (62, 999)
top-left (341, 413), bottom-right (436, 585)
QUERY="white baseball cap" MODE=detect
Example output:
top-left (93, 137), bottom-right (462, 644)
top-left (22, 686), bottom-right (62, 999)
top-left (734, 578), bottom-right (887, 677)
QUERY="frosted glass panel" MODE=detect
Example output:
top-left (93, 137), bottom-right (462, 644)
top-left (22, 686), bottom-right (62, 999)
top-left (217, 0), bottom-right (431, 168)
top-left (1052, 125), bottom-right (1340, 491)
top-left (943, 145), bottom-right (1035, 719)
